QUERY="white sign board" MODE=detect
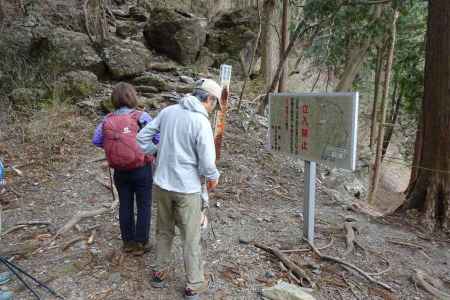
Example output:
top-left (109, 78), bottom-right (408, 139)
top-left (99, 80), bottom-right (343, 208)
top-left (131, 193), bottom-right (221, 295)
top-left (269, 93), bottom-right (359, 170)
top-left (219, 64), bottom-right (232, 88)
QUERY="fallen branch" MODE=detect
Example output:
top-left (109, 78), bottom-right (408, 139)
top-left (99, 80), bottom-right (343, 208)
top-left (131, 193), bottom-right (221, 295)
top-left (303, 238), bottom-right (394, 292)
top-left (342, 276), bottom-right (362, 300)
top-left (53, 177), bottom-right (118, 240)
top-left (367, 261), bottom-right (391, 276)
top-left (386, 239), bottom-right (424, 250)
top-left (62, 236), bottom-right (85, 251)
top-left (88, 157), bottom-right (106, 163)
top-left (87, 230), bottom-right (96, 245)
top-left (54, 201), bottom-right (117, 239)
top-left (413, 269), bottom-right (450, 300)
top-left (239, 239), bottom-right (314, 288)
top-left (1, 221), bottom-right (51, 237)
top-left (0, 241), bottom-right (41, 257)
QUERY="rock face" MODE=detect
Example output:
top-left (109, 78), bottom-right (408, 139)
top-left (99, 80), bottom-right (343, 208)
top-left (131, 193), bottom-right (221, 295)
top-left (46, 28), bottom-right (106, 76)
top-left (132, 73), bottom-right (169, 91)
top-left (116, 21), bottom-right (139, 38)
top-left (144, 8), bottom-right (207, 65)
top-left (204, 9), bottom-right (259, 74)
top-left (53, 71), bottom-right (99, 101)
top-left (103, 39), bottom-right (153, 79)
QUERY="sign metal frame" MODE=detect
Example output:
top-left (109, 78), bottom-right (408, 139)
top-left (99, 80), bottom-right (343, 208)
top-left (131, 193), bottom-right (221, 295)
top-left (268, 92), bottom-right (359, 242)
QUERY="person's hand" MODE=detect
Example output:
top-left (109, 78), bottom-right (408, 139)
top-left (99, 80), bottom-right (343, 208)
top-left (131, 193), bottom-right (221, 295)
top-left (207, 179), bottom-right (218, 191)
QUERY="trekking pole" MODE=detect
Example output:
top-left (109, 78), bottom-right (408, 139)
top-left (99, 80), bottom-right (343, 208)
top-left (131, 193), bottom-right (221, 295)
top-left (108, 167), bottom-right (116, 202)
top-left (0, 256), bottom-right (64, 299)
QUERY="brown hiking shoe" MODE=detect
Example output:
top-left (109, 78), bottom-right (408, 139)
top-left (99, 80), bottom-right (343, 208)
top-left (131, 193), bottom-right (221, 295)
top-left (122, 241), bottom-right (136, 253)
top-left (132, 242), bottom-right (152, 256)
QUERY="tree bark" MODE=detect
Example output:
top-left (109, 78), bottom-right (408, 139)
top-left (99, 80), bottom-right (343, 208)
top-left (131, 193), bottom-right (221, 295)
top-left (334, 41), bottom-right (371, 92)
top-left (335, 5), bottom-right (383, 92)
top-left (257, 21), bottom-right (310, 115)
top-left (382, 81), bottom-right (401, 159)
top-left (261, 0), bottom-right (278, 89)
top-left (278, 0), bottom-right (289, 92)
top-left (237, 0), bottom-right (262, 112)
top-left (406, 0), bottom-right (450, 231)
top-left (368, 10), bottom-right (399, 205)
top-left (405, 115), bottom-right (422, 197)
top-left (370, 46), bottom-right (385, 150)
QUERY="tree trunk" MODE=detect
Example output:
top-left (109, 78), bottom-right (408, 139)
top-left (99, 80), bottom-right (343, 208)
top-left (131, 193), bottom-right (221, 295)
top-left (368, 10), bottom-right (399, 205)
top-left (405, 115), bottom-right (422, 196)
top-left (261, 0), bottom-right (278, 89)
top-left (369, 46), bottom-right (385, 150)
top-left (335, 5), bottom-right (383, 92)
top-left (0, 0), bottom-right (5, 28)
top-left (334, 41), bottom-right (371, 92)
top-left (237, 0), bottom-right (262, 112)
top-left (257, 21), bottom-right (310, 115)
top-left (406, 0), bottom-right (450, 231)
top-left (382, 81), bottom-right (401, 159)
top-left (278, 0), bottom-right (289, 92)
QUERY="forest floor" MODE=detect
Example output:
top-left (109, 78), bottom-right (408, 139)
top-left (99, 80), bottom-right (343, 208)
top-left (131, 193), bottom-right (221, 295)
top-left (1, 97), bottom-right (450, 300)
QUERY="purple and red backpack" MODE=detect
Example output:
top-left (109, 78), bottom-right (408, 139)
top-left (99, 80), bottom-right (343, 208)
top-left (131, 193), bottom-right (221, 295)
top-left (103, 111), bottom-right (152, 170)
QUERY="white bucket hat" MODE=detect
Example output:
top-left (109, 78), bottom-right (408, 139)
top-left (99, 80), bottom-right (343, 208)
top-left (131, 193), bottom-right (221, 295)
top-left (194, 78), bottom-right (222, 100)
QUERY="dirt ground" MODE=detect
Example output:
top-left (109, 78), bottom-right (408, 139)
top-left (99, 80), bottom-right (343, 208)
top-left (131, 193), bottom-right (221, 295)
top-left (1, 101), bottom-right (450, 300)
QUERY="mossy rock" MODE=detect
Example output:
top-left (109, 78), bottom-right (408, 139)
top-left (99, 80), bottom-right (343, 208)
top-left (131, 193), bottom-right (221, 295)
top-left (103, 38), bottom-right (153, 79)
top-left (9, 88), bottom-right (47, 107)
top-left (144, 8), bottom-right (207, 65)
top-left (52, 71), bottom-right (99, 102)
top-left (132, 73), bottom-right (169, 91)
top-left (100, 97), bottom-right (115, 113)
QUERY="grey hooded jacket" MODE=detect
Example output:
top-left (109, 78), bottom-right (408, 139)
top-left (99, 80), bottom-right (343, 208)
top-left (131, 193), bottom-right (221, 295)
top-left (136, 95), bottom-right (220, 193)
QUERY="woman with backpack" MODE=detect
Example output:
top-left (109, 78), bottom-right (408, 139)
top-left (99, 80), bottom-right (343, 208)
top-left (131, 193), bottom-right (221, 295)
top-left (92, 82), bottom-right (158, 256)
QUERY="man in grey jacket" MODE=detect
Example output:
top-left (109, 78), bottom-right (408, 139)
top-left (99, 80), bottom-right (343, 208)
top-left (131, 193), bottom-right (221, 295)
top-left (137, 79), bottom-right (221, 300)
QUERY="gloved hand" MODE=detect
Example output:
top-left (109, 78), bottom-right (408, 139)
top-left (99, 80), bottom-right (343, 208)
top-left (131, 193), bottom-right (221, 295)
top-left (207, 179), bottom-right (218, 191)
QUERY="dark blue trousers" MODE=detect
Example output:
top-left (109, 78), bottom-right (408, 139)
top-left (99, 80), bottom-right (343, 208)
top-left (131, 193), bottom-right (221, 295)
top-left (113, 164), bottom-right (152, 243)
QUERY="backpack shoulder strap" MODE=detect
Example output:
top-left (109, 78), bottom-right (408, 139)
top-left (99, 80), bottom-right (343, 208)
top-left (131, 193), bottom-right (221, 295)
top-left (130, 110), bottom-right (144, 129)
top-left (130, 110), bottom-right (143, 121)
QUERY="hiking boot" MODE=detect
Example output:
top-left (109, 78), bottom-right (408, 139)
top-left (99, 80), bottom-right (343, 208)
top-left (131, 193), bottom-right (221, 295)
top-left (122, 241), bottom-right (136, 253)
top-left (0, 273), bottom-right (11, 285)
top-left (184, 281), bottom-right (208, 300)
top-left (184, 288), bottom-right (200, 300)
top-left (132, 243), bottom-right (145, 256)
top-left (150, 271), bottom-right (167, 288)
top-left (0, 291), bottom-right (13, 300)
top-left (132, 241), bottom-right (152, 256)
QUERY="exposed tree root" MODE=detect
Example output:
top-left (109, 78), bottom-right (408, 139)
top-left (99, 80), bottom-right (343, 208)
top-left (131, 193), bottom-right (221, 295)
top-left (413, 269), bottom-right (450, 300)
top-left (53, 175), bottom-right (119, 239)
top-left (239, 239), bottom-right (314, 288)
top-left (304, 238), bottom-right (394, 292)
top-left (280, 236), bottom-right (334, 253)
top-left (344, 221), bottom-right (357, 256)
top-left (1, 221), bottom-right (50, 237)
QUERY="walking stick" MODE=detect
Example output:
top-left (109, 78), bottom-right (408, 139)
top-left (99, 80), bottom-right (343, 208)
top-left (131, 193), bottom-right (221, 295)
top-left (108, 167), bottom-right (116, 202)
top-left (0, 256), bottom-right (64, 299)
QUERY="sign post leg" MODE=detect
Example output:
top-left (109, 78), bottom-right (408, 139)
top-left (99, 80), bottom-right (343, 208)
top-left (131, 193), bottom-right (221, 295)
top-left (304, 160), bottom-right (316, 242)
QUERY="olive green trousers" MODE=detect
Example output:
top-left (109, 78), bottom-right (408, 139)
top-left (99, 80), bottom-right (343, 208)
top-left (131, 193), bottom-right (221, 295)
top-left (153, 185), bottom-right (205, 291)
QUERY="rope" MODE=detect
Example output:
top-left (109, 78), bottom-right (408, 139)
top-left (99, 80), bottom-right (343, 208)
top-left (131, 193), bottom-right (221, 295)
top-left (380, 158), bottom-right (450, 174)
